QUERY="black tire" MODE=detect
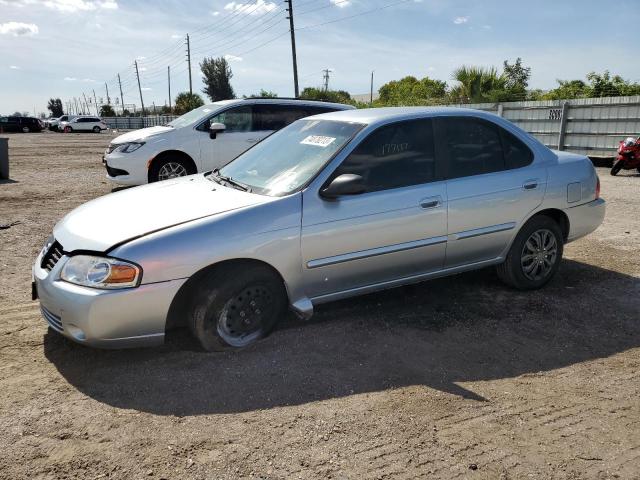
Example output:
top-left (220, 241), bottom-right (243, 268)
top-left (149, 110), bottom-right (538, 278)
top-left (148, 156), bottom-right (195, 182)
top-left (22, 126), bottom-right (30, 133)
top-left (610, 160), bottom-right (623, 176)
top-left (93, 126), bottom-right (101, 133)
top-left (189, 264), bottom-right (287, 352)
top-left (496, 215), bottom-right (564, 290)
top-left (64, 126), bottom-right (72, 133)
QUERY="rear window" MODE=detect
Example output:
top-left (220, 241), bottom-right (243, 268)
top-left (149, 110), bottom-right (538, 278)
top-left (501, 129), bottom-right (533, 169)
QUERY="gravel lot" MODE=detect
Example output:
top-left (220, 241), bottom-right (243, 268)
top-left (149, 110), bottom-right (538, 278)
top-left (0, 132), bottom-right (639, 480)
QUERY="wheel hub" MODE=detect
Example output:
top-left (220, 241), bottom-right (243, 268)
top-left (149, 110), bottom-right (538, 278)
top-left (217, 286), bottom-right (273, 347)
top-left (520, 228), bottom-right (558, 281)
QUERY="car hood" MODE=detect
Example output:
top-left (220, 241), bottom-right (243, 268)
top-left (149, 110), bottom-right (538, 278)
top-left (53, 174), bottom-right (268, 252)
top-left (112, 126), bottom-right (174, 144)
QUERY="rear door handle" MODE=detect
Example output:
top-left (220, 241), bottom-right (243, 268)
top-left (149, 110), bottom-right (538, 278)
top-left (523, 180), bottom-right (539, 190)
top-left (246, 138), bottom-right (259, 143)
top-left (420, 196), bottom-right (441, 209)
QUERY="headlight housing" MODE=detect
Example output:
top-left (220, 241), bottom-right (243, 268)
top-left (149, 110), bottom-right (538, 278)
top-left (114, 142), bottom-right (145, 153)
top-left (60, 255), bottom-right (141, 289)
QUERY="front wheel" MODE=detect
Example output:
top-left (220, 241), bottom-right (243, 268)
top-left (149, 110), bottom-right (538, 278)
top-left (149, 157), bottom-right (194, 182)
top-left (610, 160), bottom-right (624, 176)
top-left (64, 126), bottom-right (72, 133)
top-left (92, 126), bottom-right (101, 133)
top-left (189, 264), bottom-right (287, 351)
top-left (22, 126), bottom-right (30, 133)
top-left (496, 215), bottom-right (564, 290)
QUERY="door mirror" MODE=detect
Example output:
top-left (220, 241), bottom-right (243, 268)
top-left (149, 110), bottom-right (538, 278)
top-left (209, 122), bottom-right (226, 139)
top-left (320, 174), bottom-right (366, 199)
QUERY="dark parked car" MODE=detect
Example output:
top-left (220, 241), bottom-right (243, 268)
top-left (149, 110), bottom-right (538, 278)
top-left (0, 116), bottom-right (44, 133)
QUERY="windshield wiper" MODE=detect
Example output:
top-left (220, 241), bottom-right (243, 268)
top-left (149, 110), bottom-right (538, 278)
top-left (209, 169), bottom-right (252, 192)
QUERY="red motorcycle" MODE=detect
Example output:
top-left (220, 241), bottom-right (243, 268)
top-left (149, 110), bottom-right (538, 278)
top-left (611, 136), bottom-right (640, 176)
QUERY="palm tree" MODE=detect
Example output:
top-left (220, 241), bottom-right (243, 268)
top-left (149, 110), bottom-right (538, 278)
top-left (450, 66), bottom-right (506, 103)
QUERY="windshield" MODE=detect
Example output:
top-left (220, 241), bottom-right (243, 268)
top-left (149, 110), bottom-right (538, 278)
top-left (167, 104), bottom-right (223, 128)
top-left (218, 119), bottom-right (363, 196)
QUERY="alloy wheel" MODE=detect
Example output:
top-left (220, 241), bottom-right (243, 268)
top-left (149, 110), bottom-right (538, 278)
top-left (157, 162), bottom-right (188, 181)
top-left (520, 228), bottom-right (558, 281)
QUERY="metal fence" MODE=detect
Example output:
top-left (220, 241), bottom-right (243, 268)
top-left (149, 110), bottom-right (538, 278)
top-left (448, 95), bottom-right (640, 157)
top-left (102, 96), bottom-right (640, 157)
top-left (103, 115), bottom-right (178, 130)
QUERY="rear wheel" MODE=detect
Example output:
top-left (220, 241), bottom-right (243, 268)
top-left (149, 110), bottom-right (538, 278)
top-left (189, 264), bottom-right (287, 351)
top-left (92, 126), bottom-right (101, 133)
top-left (496, 215), bottom-right (564, 290)
top-left (149, 156), bottom-right (194, 182)
top-left (22, 126), bottom-right (30, 133)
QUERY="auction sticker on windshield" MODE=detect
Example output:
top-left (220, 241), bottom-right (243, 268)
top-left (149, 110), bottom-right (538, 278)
top-left (301, 135), bottom-right (336, 148)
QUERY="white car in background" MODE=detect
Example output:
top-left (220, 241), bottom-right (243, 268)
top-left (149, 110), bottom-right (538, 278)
top-left (59, 116), bottom-right (107, 133)
top-left (103, 98), bottom-right (355, 185)
top-left (48, 114), bottom-right (74, 131)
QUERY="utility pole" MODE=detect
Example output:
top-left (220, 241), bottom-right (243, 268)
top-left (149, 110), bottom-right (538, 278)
top-left (322, 68), bottom-right (331, 92)
top-left (168, 66), bottom-right (172, 111)
top-left (92, 89), bottom-right (99, 115)
top-left (74, 97), bottom-right (79, 115)
top-left (285, 0), bottom-right (299, 97)
top-left (117, 73), bottom-right (125, 115)
top-left (105, 82), bottom-right (111, 105)
top-left (186, 34), bottom-right (192, 95)
top-left (370, 70), bottom-right (374, 104)
top-left (134, 60), bottom-right (145, 115)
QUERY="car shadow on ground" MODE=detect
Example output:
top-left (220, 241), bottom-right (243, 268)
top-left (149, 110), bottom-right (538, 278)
top-left (44, 259), bottom-right (640, 416)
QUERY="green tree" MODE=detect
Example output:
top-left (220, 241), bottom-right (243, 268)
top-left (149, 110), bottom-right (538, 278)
top-left (543, 79), bottom-right (589, 100)
top-left (378, 76), bottom-right (447, 105)
top-left (501, 57), bottom-right (531, 101)
top-left (174, 92), bottom-right (205, 114)
top-left (245, 89), bottom-right (278, 98)
top-left (47, 98), bottom-right (64, 117)
top-left (450, 66), bottom-right (507, 103)
top-left (201, 56), bottom-right (235, 102)
top-left (100, 104), bottom-right (116, 117)
top-left (299, 87), bottom-right (352, 104)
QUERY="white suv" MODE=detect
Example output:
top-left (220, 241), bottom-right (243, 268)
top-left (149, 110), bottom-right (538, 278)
top-left (103, 98), bottom-right (355, 185)
top-left (60, 116), bottom-right (107, 133)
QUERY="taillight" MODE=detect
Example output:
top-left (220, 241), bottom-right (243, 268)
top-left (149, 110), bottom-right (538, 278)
top-left (595, 175), bottom-right (600, 199)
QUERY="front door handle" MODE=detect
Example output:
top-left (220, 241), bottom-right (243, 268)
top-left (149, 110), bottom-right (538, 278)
top-left (523, 179), bottom-right (539, 190)
top-left (420, 196), bottom-right (441, 209)
top-left (246, 138), bottom-right (259, 143)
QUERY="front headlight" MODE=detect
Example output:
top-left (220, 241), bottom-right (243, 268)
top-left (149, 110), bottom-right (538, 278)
top-left (60, 255), bottom-right (141, 289)
top-left (114, 142), bottom-right (145, 153)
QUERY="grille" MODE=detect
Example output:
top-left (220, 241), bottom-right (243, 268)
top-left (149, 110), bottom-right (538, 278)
top-left (41, 241), bottom-right (64, 272)
top-left (41, 306), bottom-right (63, 332)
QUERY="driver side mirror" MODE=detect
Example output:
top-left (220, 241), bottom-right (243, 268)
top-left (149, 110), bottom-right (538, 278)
top-left (320, 174), bottom-right (366, 200)
top-left (209, 122), bottom-right (226, 139)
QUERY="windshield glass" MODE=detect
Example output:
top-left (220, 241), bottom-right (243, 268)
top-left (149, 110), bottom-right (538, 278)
top-left (218, 119), bottom-right (363, 196)
top-left (167, 104), bottom-right (223, 128)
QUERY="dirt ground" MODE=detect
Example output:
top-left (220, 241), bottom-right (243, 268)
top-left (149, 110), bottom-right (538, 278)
top-left (0, 131), bottom-right (638, 480)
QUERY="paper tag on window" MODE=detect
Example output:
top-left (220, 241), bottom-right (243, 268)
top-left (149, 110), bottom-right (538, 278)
top-left (301, 135), bottom-right (336, 147)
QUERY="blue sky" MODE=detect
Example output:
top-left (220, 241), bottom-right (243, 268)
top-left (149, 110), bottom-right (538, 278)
top-left (1, 0), bottom-right (638, 115)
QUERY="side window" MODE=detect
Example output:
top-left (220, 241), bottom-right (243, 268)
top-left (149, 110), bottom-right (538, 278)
top-left (441, 117), bottom-right (504, 179)
top-left (209, 106), bottom-right (252, 133)
top-left (332, 119), bottom-right (436, 193)
top-left (253, 104), bottom-right (288, 131)
top-left (303, 106), bottom-right (334, 116)
top-left (501, 129), bottom-right (533, 169)
top-left (0, 118), bottom-right (7, 124)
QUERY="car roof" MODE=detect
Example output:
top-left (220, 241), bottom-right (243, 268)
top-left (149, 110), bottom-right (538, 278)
top-left (205, 98), bottom-right (355, 110)
top-left (310, 106), bottom-right (499, 126)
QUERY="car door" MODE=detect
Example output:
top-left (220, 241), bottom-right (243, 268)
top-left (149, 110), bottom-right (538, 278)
top-left (436, 116), bottom-right (546, 268)
top-left (301, 118), bottom-right (448, 298)
top-left (198, 105), bottom-right (258, 171)
top-left (6, 117), bottom-right (20, 132)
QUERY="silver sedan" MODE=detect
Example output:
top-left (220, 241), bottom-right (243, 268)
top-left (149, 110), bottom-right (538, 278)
top-left (33, 107), bottom-right (605, 351)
